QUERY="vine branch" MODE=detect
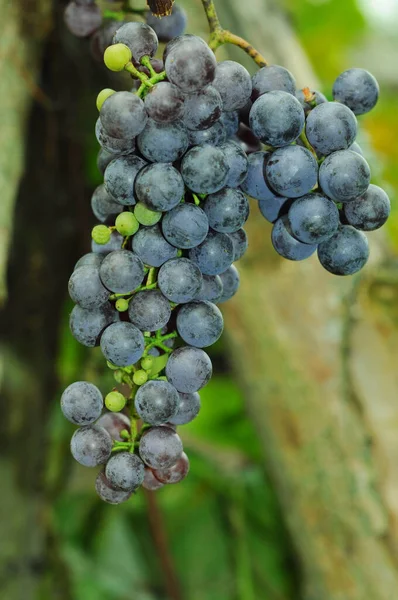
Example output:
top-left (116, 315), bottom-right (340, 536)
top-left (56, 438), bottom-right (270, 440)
top-left (201, 0), bottom-right (268, 67)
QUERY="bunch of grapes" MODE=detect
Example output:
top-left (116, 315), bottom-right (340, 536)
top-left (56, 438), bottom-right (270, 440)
top-left (243, 65), bottom-right (389, 274)
top-left (63, 23), bottom-right (250, 503)
top-left (62, 5), bottom-right (388, 504)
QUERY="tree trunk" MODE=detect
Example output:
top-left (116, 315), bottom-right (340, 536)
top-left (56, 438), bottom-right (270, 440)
top-left (217, 1), bottom-right (398, 598)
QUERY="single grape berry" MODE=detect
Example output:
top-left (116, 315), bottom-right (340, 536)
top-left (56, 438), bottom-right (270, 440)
top-left (287, 193), bottom-right (340, 244)
top-left (266, 146), bottom-right (318, 199)
top-left (142, 468), bottom-right (165, 490)
top-left (96, 88), bottom-right (116, 112)
top-left (133, 370), bottom-right (148, 386)
top-left (132, 225), bottom-right (178, 267)
top-left (137, 119), bottom-right (189, 163)
top-left (70, 303), bottom-right (119, 347)
top-left (95, 118), bottom-right (136, 156)
top-left (68, 265), bottom-right (110, 310)
top-left (319, 150), bottom-right (371, 203)
top-left (195, 274), bottom-right (223, 303)
top-left (113, 22), bottom-right (158, 62)
top-left (166, 346), bottom-right (213, 393)
top-left (146, 4), bottom-right (187, 42)
top-left (115, 298), bottom-right (129, 312)
top-left (144, 82), bottom-right (185, 123)
top-left (100, 322), bottom-right (145, 367)
top-left (221, 141), bottom-right (249, 188)
top-left (189, 230), bottom-right (234, 276)
top-left (74, 252), bottom-right (104, 271)
top-left (188, 121), bottom-right (227, 147)
top-left (61, 381), bottom-right (103, 426)
top-left (71, 425), bottom-right (112, 467)
top-left (105, 391), bottom-right (126, 412)
top-left (203, 188), bottom-right (250, 233)
top-left (272, 216), bottom-right (317, 261)
top-left (96, 412), bottom-right (131, 442)
top-left (99, 250), bottom-right (145, 294)
top-left (332, 68), bottom-right (379, 115)
top-left (176, 301), bottom-right (224, 348)
top-left (141, 356), bottom-right (154, 371)
top-left (161, 204), bottom-right (209, 249)
top-left (249, 91), bottom-right (305, 147)
top-left (183, 86), bottom-right (222, 131)
top-left (213, 60), bottom-right (252, 111)
top-left (226, 229), bottom-right (248, 262)
top-left (169, 392), bottom-right (201, 425)
top-left (100, 91), bottom-right (148, 139)
top-left (218, 266), bottom-right (240, 303)
top-left (240, 151), bottom-right (277, 201)
top-left (92, 225), bottom-right (111, 245)
top-left (181, 145), bottom-right (229, 194)
top-left (153, 452), bottom-right (190, 484)
top-left (343, 184), bottom-right (390, 231)
top-left (104, 155), bottom-right (148, 206)
top-left (164, 35), bottom-right (217, 93)
top-left (128, 290), bottom-right (172, 332)
top-left (134, 202), bottom-right (162, 226)
top-left (251, 65), bottom-right (296, 100)
top-left (305, 102), bottom-right (357, 156)
top-left (115, 212), bottom-right (140, 236)
top-left (95, 472), bottom-right (133, 504)
top-left (105, 452), bottom-right (145, 491)
top-left (258, 195), bottom-right (290, 224)
top-left (64, 1), bottom-right (102, 38)
top-left (317, 225), bottom-right (369, 275)
top-left (91, 184), bottom-right (122, 224)
top-left (135, 163), bottom-right (184, 212)
top-left (158, 258), bottom-right (203, 304)
top-left (104, 43), bottom-right (132, 72)
top-left (135, 380), bottom-right (179, 425)
top-left (139, 426), bottom-right (183, 469)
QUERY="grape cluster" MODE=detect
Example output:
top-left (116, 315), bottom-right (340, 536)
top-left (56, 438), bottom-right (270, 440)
top-left (62, 6), bottom-right (386, 503)
top-left (63, 22), bottom-right (252, 503)
top-left (244, 65), bottom-right (389, 275)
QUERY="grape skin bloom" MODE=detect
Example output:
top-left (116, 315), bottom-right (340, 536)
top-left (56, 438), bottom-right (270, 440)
top-left (135, 380), bottom-right (180, 425)
top-left (71, 425), bottom-right (112, 467)
top-left (100, 321), bottom-right (145, 367)
top-left (61, 381), bottom-right (103, 426)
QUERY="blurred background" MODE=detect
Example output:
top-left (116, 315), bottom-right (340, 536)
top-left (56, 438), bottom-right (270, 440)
top-left (1, 1), bottom-right (398, 599)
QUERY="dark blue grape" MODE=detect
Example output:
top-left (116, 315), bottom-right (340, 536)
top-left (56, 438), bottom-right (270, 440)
top-left (258, 195), bottom-right (290, 224)
top-left (212, 60), bottom-right (252, 111)
top-left (305, 102), bottom-right (357, 156)
top-left (97, 148), bottom-right (117, 175)
top-left (100, 92), bottom-right (147, 139)
top-left (204, 188), bottom-right (249, 233)
top-left (265, 146), bottom-right (318, 198)
top-left (228, 230), bottom-right (248, 262)
top-left (105, 452), bottom-right (145, 492)
top-left (74, 252), bottom-right (104, 271)
top-left (128, 290), bottom-right (171, 331)
top-left (158, 258), bottom-right (203, 303)
top-left (90, 18), bottom-right (124, 62)
top-left (349, 142), bottom-right (363, 156)
top-left (188, 121), bottom-right (226, 146)
top-left (146, 4), bottom-right (187, 42)
top-left (68, 265), bottom-right (109, 309)
top-left (233, 123), bottom-right (262, 154)
top-left (139, 426), bottom-right (183, 469)
top-left (132, 224), bottom-right (178, 267)
top-left (271, 216), bottom-right (317, 261)
top-left (295, 89), bottom-right (327, 113)
top-left (162, 204), bottom-right (209, 249)
top-left (71, 425), bottom-right (112, 467)
top-left (181, 145), bottom-right (229, 194)
top-left (165, 346), bottom-right (212, 393)
top-left (251, 65), bottom-right (296, 101)
top-left (164, 35), bottom-right (217, 93)
top-left (177, 301), bottom-right (223, 347)
top-left (218, 265), bottom-right (240, 303)
top-left (183, 86), bottom-right (222, 131)
top-left (104, 155), bottom-right (147, 206)
top-left (144, 82), bottom-right (185, 123)
top-left (95, 118), bottom-right (135, 155)
top-left (318, 225), bottom-right (369, 275)
top-left (135, 163), bottom-right (184, 212)
top-left (319, 150), bottom-right (371, 203)
top-left (169, 392), bottom-right (201, 425)
top-left (137, 118), bottom-right (189, 163)
top-left (221, 141), bottom-right (248, 188)
top-left (189, 230), bottom-right (234, 275)
top-left (240, 151), bottom-right (276, 201)
top-left (113, 21), bottom-right (158, 61)
top-left (100, 321), bottom-right (145, 366)
top-left (333, 68), bottom-right (379, 115)
top-left (343, 184), bottom-right (390, 231)
top-left (95, 472), bottom-right (133, 504)
top-left (195, 274), bottom-right (223, 303)
top-left (219, 111), bottom-right (239, 137)
top-left (249, 91), bottom-right (305, 147)
top-left (64, 1), bottom-right (102, 37)
top-left (92, 231), bottom-right (123, 254)
top-left (288, 193), bottom-right (340, 244)
top-left (135, 380), bottom-right (179, 425)
top-left (61, 381), bottom-right (103, 426)
top-left (91, 184), bottom-right (123, 223)
top-left (70, 303), bottom-right (119, 347)
top-left (99, 250), bottom-right (145, 293)
top-left (96, 412), bottom-right (131, 442)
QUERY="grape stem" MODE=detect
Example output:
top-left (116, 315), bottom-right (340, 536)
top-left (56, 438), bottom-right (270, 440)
top-left (299, 129), bottom-right (318, 159)
top-left (201, 0), bottom-right (268, 67)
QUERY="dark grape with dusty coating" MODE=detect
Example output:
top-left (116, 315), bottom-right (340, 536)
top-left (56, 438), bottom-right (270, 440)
top-left (142, 468), bottom-right (164, 490)
top-left (100, 92), bottom-right (147, 139)
top-left (74, 252), bottom-right (104, 271)
top-left (144, 82), bottom-right (185, 123)
top-left (249, 91), bottom-right (305, 147)
top-left (153, 452), bottom-right (190, 484)
top-left (99, 250), bottom-right (145, 294)
top-left (169, 392), bottom-right (201, 425)
top-left (305, 102), bottom-right (357, 156)
top-left (158, 258), bottom-right (203, 304)
top-left (219, 111), bottom-right (239, 137)
top-left (221, 141), bottom-right (248, 188)
top-left (95, 472), bottom-right (133, 504)
top-left (319, 150), bottom-right (370, 203)
top-left (70, 303), bottom-right (119, 347)
top-left (318, 225), bottom-right (369, 275)
top-left (218, 265), bottom-right (240, 303)
top-left (68, 265), bottom-right (109, 310)
top-left (166, 346), bottom-right (213, 393)
top-left (177, 301), bottom-right (224, 348)
top-left (64, 1), bottom-right (102, 37)
top-left (288, 193), bottom-right (340, 244)
top-left (139, 426), bottom-right (183, 469)
top-left (164, 35), bottom-right (217, 93)
top-left (226, 228), bottom-right (248, 261)
top-left (266, 146), bottom-right (318, 199)
top-left (95, 118), bottom-right (135, 156)
top-left (189, 230), bottom-right (234, 276)
top-left (104, 155), bottom-right (147, 206)
top-left (251, 65), bottom-right (296, 100)
top-left (135, 163), bottom-right (184, 212)
top-left (162, 204), bottom-right (209, 249)
top-left (71, 425), bottom-right (112, 467)
top-left (240, 151), bottom-right (275, 201)
top-left (138, 119), bottom-right (189, 163)
top-left (96, 412), bottom-right (130, 442)
top-left (135, 380), bottom-right (179, 425)
top-left (91, 184), bottom-right (122, 224)
top-left (183, 86), bottom-right (222, 131)
top-left (258, 195), bottom-right (290, 224)
top-left (332, 68), bottom-right (379, 115)
top-left (132, 224), bottom-right (178, 267)
top-left (100, 322), bottom-right (145, 367)
top-left (343, 184), bottom-right (390, 231)
top-left (181, 145), bottom-right (229, 194)
top-left (188, 121), bottom-right (227, 147)
top-left (105, 452), bottom-right (145, 491)
top-left (61, 381), bottom-right (103, 426)
top-left (146, 4), bottom-right (187, 42)
top-left (212, 60), bottom-right (252, 111)
top-left (113, 21), bottom-right (158, 61)
top-left (271, 216), bottom-right (317, 261)
top-left (128, 290), bottom-right (171, 331)
top-left (195, 274), bottom-right (223, 303)
top-left (204, 188), bottom-right (249, 233)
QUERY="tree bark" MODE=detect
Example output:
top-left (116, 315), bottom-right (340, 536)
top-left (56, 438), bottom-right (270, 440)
top-left (217, 1), bottom-right (398, 598)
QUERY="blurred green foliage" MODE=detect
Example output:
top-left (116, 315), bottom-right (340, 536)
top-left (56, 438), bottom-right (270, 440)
top-left (53, 1), bottom-right (397, 598)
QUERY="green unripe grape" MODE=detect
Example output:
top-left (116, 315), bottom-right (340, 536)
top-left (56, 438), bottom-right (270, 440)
top-left (107, 361), bottom-right (119, 370)
top-left (141, 356), bottom-right (154, 371)
top-left (133, 370), bottom-right (148, 386)
top-left (104, 43), bottom-right (132, 72)
top-left (92, 224), bottom-right (111, 245)
top-left (114, 370), bottom-right (123, 384)
top-left (115, 212), bottom-right (140, 236)
top-left (96, 88), bottom-right (116, 111)
top-left (134, 202), bottom-right (162, 226)
top-left (120, 429), bottom-right (130, 440)
top-left (176, 249), bottom-right (183, 257)
top-left (115, 298), bottom-right (129, 312)
top-left (105, 391), bottom-right (127, 412)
